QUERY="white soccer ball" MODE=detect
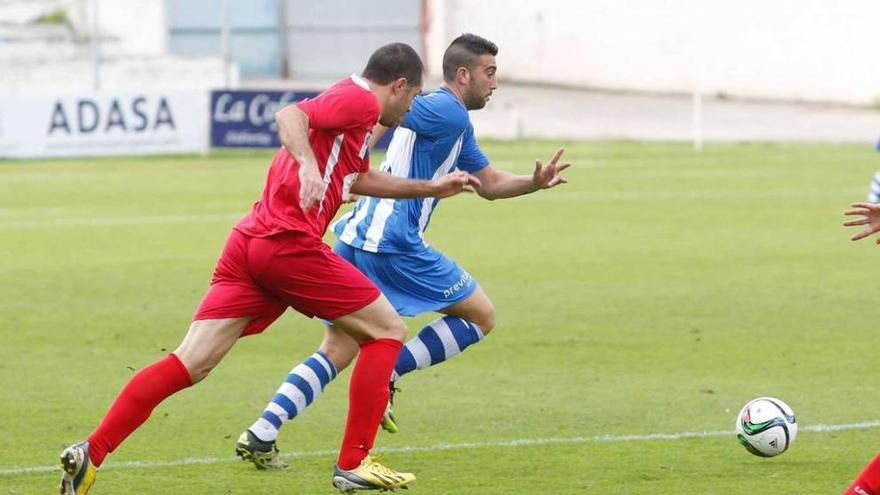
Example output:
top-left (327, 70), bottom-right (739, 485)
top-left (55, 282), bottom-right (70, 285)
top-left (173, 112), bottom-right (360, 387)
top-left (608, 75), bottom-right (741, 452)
top-left (735, 396), bottom-right (798, 457)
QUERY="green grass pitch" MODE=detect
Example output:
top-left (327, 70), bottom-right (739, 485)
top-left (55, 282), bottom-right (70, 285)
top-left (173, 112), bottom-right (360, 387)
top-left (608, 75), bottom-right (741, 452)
top-left (2, 140), bottom-right (880, 494)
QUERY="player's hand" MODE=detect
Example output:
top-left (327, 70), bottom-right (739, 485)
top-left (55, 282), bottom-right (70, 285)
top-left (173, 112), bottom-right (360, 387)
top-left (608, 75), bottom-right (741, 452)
top-left (431, 171), bottom-right (483, 198)
top-left (299, 162), bottom-right (326, 211)
top-left (342, 192), bottom-right (361, 204)
top-left (532, 148), bottom-right (571, 190)
top-left (843, 202), bottom-right (880, 244)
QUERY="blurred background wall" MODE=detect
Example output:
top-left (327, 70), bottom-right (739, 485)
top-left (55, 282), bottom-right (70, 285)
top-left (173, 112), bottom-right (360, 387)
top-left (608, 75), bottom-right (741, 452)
top-left (4, 0), bottom-right (878, 104)
top-left (1, 0), bottom-right (878, 157)
top-left (427, 0), bottom-right (880, 106)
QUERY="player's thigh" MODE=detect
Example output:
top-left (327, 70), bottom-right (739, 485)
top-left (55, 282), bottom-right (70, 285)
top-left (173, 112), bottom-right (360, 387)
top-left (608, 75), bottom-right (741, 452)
top-left (331, 293), bottom-right (407, 343)
top-left (440, 284), bottom-right (496, 334)
top-left (253, 234), bottom-right (382, 322)
top-left (348, 244), bottom-right (479, 318)
top-left (319, 324), bottom-right (360, 371)
top-left (195, 229), bottom-right (288, 337)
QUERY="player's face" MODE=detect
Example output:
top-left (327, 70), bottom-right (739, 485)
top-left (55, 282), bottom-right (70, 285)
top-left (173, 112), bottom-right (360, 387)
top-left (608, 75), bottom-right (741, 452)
top-left (464, 54), bottom-right (498, 110)
top-left (380, 80), bottom-right (422, 126)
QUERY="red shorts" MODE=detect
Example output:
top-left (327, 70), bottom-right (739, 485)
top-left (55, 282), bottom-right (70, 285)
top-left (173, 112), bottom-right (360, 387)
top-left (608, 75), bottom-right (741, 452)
top-left (194, 229), bottom-right (381, 336)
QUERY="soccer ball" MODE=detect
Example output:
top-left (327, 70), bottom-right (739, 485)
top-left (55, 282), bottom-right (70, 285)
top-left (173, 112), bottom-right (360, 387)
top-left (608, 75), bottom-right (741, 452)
top-left (735, 396), bottom-right (798, 457)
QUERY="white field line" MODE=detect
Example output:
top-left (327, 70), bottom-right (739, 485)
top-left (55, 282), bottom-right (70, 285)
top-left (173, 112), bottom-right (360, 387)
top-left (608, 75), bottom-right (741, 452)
top-left (3, 419), bottom-right (880, 476)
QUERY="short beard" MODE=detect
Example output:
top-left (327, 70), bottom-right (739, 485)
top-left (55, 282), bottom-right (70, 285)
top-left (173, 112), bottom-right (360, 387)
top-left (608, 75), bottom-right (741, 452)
top-left (464, 89), bottom-right (487, 110)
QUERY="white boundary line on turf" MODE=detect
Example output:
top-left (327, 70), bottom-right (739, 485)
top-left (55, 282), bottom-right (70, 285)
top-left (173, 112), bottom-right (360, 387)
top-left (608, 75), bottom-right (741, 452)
top-left (4, 420), bottom-right (880, 476)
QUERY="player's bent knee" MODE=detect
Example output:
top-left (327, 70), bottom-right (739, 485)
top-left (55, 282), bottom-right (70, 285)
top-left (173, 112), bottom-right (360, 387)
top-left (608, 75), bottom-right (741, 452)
top-left (187, 364), bottom-right (213, 384)
top-left (173, 318), bottom-right (247, 384)
top-left (474, 302), bottom-right (496, 335)
top-left (173, 352), bottom-right (216, 384)
top-left (320, 338), bottom-right (359, 371)
top-left (380, 317), bottom-right (408, 342)
top-left (477, 314), bottom-right (495, 335)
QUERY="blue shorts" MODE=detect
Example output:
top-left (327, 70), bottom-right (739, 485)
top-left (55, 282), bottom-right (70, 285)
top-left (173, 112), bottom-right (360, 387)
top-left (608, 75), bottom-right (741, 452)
top-left (334, 241), bottom-right (477, 317)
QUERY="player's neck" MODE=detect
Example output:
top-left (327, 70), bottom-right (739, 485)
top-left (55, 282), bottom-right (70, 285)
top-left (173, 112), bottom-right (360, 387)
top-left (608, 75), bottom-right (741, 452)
top-left (442, 83), bottom-right (467, 105)
top-left (364, 77), bottom-right (393, 104)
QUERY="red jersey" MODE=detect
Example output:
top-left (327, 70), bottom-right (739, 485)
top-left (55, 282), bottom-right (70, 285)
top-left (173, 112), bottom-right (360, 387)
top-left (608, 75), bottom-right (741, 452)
top-left (235, 75), bottom-right (379, 239)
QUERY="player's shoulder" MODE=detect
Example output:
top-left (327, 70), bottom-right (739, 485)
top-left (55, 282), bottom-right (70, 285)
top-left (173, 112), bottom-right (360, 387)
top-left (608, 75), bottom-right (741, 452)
top-left (323, 76), bottom-right (380, 124)
top-left (413, 87), bottom-right (469, 129)
top-left (332, 76), bottom-right (379, 105)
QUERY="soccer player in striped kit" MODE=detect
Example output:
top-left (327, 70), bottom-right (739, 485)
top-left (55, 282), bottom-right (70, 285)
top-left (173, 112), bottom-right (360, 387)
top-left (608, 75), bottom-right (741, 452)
top-left (843, 200), bottom-right (880, 494)
top-left (58, 43), bottom-right (482, 494)
top-left (235, 34), bottom-right (571, 472)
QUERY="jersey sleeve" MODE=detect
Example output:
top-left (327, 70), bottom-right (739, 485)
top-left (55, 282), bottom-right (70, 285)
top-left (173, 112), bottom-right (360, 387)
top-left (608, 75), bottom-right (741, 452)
top-left (456, 123), bottom-right (489, 173)
top-left (400, 94), bottom-right (453, 138)
top-left (296, 88), bottom-right (379, 131)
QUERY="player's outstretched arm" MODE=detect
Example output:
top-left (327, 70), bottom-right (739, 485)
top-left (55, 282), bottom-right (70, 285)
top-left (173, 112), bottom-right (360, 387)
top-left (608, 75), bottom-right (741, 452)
top-left (275, 104), bottom-right (325, 211)
top-left (844, 202), bottom-right (880, 244)
top-left (473, 148), bottom-right (571, 200)
top-left (350, 169), bottom-right (481, 199)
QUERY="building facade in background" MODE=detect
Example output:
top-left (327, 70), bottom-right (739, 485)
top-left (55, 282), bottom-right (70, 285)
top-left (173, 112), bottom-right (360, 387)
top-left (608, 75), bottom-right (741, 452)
top-left (166, 0), bottom-right (422, 80)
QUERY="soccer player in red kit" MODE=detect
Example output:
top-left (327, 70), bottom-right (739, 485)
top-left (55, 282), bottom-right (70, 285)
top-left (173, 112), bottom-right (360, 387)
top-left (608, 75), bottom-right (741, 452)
top-left (58, 42), bottom-right (480, 494)
top-left (842, 202), bottom-right (880, 495)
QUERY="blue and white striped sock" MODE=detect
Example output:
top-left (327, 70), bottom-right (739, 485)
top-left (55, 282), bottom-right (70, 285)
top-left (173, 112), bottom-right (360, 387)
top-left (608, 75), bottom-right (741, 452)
top-left (248, 351), bottom-right (337, 442)
top-left (869, 170), bottom-right (880, 203)
top-left (393, 316), bottom-right (484, 381)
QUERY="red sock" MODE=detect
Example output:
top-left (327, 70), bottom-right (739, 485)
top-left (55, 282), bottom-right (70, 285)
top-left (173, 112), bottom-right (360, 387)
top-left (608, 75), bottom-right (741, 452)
top-left (87, 354), bottom-right (192, 467)
top-left (846, 453), bottom-right (880, 495)
top-left (337, 338), bottom-right (403, 470)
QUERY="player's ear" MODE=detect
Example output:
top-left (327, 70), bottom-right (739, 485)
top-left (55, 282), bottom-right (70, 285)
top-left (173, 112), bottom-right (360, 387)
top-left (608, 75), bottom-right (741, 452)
top-left (391, 77), bottom-right (408, 95)
top-left (456, 66), bottom-right (470, 85)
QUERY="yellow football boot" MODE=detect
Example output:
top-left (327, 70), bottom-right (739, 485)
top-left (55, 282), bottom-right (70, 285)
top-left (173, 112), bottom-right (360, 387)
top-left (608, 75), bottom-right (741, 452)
top-left (332, 455), bottom-right (415, 492)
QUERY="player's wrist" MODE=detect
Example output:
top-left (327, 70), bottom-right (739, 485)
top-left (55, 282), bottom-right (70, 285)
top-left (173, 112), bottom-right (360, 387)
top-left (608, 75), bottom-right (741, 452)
top-left (530, 175), bottom-right (543, 192)
top-left (426, 179), bottom-right (443, 196)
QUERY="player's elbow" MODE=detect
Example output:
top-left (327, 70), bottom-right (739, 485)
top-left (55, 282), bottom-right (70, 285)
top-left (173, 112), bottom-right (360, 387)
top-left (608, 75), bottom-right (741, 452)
top-left (476, 187), bottom-right (498, 201)
top-left (275, 105), bottom-right (307, 139)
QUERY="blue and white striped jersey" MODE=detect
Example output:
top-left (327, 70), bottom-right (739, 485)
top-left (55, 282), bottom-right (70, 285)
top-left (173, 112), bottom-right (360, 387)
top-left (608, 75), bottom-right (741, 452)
top-left (332, 86), bottom-right (489, 253)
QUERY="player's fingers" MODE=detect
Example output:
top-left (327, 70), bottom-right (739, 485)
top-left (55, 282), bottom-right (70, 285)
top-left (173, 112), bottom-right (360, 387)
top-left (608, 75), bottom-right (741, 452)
top-left (534, 160), bottom-right (542, 174)
top-left (302, 183), bottom-right (323, 210)
top-left (557, 163), bottom-right (572, 173)
top-left (547, 175), bottom-right (568, 187)
top-left (851, 202), bottom-right (875, 209)
top-left (466, 173), bottom-right (482, 189)
top-left (452, 172), bottom-right (470, 185)
top-left (549, 148), bottom-right (565, 165)
top-left (843, 218), bottom-right (870, 227)
top-left (843, 208), bottom-right (870, 216)
top-left (851, 229), bottom-right (877, 241)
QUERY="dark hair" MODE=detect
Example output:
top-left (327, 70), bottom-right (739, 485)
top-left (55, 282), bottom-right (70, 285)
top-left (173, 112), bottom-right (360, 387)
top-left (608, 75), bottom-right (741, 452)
top-left (442, 33), bottom-right (498, 82)
top-left (362, 42), bottom-right (424, 87)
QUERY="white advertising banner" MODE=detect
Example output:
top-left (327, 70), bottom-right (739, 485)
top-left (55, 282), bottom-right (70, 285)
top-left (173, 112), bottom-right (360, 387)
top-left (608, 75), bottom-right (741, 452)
top-left (0, 91), bottom-right (208, 158)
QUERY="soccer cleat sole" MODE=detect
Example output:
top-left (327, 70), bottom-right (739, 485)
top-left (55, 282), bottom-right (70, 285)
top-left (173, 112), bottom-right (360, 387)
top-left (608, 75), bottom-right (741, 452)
top-left (59, 446), bottom-right (95, 495)
top-left (60, 449), bottom-right (78, 476)
top-left (234, 445), bottom-right (258, 464)
top-left (235, 444), bottom-right (290, 470)
top-left (332, 476), bottom-right (410, 493)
